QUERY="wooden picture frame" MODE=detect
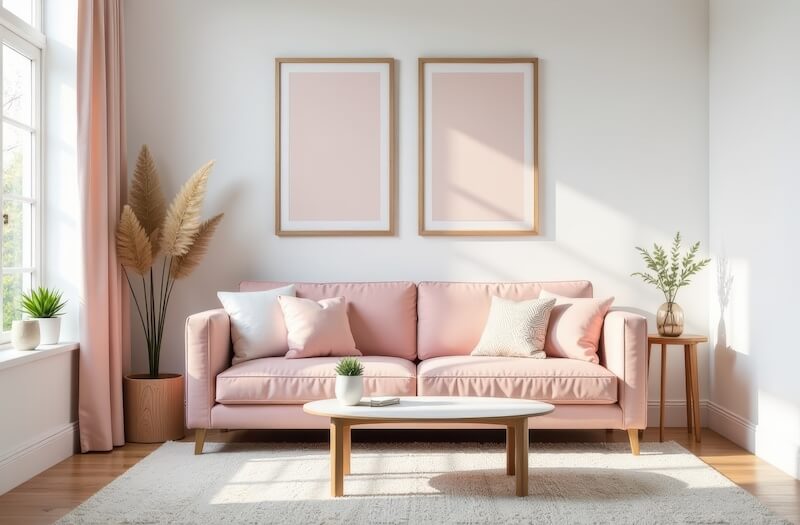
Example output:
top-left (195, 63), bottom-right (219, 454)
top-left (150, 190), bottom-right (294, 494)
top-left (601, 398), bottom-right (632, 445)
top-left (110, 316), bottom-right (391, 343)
top-left (419, 58), bottom-right (539, 236)
top-left (276, 58), bottom-right (396, 236)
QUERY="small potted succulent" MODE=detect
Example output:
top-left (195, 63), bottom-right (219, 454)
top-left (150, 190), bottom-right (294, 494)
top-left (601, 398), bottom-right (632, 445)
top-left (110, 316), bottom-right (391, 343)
top-left (334, 357), bottom-right (364, 406)
top-left (20, 287), bottom-right (67, 345)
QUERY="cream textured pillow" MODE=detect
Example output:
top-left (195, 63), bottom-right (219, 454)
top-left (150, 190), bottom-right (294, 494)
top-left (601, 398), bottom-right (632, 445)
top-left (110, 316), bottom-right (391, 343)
top-left (471, 296), bottom-right (556, 358)
top-left (278, 296), bottom-right (361, 359)
top-left (218, 285), bottom-right (296, 364)
top-left (539, 290), bottom-right (614, 363)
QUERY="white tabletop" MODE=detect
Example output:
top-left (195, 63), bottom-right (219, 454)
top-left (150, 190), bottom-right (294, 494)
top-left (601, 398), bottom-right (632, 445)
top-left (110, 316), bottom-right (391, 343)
top-left (303, 396), bottom-right (554, 421)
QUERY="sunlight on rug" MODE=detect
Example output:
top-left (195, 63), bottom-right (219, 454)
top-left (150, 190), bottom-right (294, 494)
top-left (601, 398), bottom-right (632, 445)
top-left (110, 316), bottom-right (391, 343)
top-left (57, 441), bottom-right (788, 524)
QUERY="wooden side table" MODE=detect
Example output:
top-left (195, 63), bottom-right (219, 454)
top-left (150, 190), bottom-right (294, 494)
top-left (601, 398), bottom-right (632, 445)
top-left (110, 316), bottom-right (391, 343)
top-left (648, 334), bottom-right (708, 443)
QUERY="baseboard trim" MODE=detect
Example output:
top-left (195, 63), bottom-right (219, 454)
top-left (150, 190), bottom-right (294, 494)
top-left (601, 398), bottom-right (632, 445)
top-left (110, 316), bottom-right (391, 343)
top-left (0, 421), bottom-right (79, 495)
top-left (707, 401), bottom-right (799, 480)
top-left (706, 400), bottom-right (756, 451)
top-left (646, 399), bottom-right (709, 428)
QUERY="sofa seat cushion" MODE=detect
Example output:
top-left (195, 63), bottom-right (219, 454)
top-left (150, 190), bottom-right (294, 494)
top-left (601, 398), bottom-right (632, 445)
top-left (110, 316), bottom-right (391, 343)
top-left (216, 356), bottom-right (416, 405)
top-left (417, 356), bottom-right (617, 404)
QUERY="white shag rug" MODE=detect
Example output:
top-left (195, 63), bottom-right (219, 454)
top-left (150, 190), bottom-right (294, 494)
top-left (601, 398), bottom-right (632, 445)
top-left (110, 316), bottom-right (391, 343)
top-left (58, 441), bottom-right (788, 524)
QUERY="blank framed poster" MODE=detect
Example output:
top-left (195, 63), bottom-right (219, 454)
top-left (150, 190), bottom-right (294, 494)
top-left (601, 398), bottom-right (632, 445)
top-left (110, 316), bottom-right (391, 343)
top-left (276, 58), bottom-right (395, 236)
top-left (419, 58), bottom-right (539, 236)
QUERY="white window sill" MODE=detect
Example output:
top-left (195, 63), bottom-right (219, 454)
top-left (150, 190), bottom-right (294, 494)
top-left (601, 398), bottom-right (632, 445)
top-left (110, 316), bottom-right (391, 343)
top-left (0, 342), bottom-right (79, 372)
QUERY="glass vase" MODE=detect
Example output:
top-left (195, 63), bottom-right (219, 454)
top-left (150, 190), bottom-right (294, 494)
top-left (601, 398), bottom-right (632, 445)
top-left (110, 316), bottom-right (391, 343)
top-left (657, 302), bottom-right (684, 336)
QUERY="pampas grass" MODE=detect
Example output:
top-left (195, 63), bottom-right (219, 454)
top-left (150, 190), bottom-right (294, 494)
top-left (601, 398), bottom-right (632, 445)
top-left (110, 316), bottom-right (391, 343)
top-left (160, 161), bottom-right (213, 257)
top-left (171, 213), bottom-right (224, 279)
top-left (116, 205), bottom-right (153, 275)
top-left (129, 145), bottom-right (166, 238)
top-left (115, 146), bottom-right (223, 376)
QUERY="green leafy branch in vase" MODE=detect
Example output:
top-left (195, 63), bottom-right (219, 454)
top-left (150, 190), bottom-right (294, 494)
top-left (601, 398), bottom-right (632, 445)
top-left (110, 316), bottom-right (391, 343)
top-left (632, 231), bottom-right (711, 304)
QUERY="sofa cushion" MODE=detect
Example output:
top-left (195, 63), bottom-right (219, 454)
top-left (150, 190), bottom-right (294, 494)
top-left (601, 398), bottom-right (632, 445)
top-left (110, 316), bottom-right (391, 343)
top-left (240, 281), bottom-right (417, 360)
top-left (417, 355), bottom-right (617, 404)
top-left (471, 296), bottom-right (555, 358)
top-left (539, 291), bottom-right (614, 364)
top-left (278, 296), bottom-right (361, 359)
top-left (217, 285), bottom-right (296, 364)
top-left (216, 356), bottom-right (416, 405)
top-left (417, 281), bottom-right (593, 360)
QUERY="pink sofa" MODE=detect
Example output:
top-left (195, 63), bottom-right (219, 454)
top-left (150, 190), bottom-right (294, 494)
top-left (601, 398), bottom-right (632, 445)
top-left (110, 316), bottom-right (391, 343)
top-left (186, 281), bottom-right (648, 454)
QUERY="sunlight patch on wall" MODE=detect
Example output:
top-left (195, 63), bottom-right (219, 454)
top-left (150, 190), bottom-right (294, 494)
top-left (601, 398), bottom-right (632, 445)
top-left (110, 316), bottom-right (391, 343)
top-left (755, 389), bottom-right (800, 479)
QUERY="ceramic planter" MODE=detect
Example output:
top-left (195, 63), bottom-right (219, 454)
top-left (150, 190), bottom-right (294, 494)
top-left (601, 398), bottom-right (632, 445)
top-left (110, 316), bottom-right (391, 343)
top-left (35, 317), bottom-right (61, 345)
top-left (123, 374), bottom-right (185, 443)
top-left (11, 320), bottom-right (40, 350)
top-left (335, 375), bottom-right (363, 406)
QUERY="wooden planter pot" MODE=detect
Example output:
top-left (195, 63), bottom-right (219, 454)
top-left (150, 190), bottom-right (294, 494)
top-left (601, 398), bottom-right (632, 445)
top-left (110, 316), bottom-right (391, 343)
top-left (123, 374), bottom-right (185, 443)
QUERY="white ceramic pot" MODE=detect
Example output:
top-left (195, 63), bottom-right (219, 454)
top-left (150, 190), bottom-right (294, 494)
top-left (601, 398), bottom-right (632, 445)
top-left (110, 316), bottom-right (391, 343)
top-left (11, 320), bottom-right (40, 350)
top-left (35, 317), bottom-right (61, 345)
top-left (335, 375), bottom-right (363, 406)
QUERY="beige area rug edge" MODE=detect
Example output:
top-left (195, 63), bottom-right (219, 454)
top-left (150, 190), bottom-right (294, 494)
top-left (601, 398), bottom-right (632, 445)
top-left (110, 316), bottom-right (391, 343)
top-left (58, 441), bottom-right (790, 525)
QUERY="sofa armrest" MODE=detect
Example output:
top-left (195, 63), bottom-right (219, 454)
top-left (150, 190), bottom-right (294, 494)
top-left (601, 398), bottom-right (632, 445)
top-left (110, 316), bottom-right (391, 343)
top-left (601, 310), bottom-right (648, 430)
top-left (185, 308), bottom-right (231, 429)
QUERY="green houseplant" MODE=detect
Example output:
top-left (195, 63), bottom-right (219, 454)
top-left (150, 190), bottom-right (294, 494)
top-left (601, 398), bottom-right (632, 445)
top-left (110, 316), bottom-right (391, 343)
top-left (632, 232), bottom-right (710, 336)
top-left (116, 145), bottom-right (224, 443)
top-left (20, 287), bottom-right (67, 344)
top-left (334, 357), bottom-right (364, 406)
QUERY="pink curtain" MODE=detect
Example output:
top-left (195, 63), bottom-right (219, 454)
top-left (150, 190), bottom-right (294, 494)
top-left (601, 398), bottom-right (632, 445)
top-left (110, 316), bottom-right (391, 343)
top-left (77, 0), bottom-right (130, 452)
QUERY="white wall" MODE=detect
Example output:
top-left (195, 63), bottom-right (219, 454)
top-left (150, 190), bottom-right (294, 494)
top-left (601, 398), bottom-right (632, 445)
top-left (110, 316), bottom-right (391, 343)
top-left (124, 0), bottom-right (710, 414)
top-left (708, 0), bottom-right (800, 479)
top-left (0, 347), bottom-right (78, 494)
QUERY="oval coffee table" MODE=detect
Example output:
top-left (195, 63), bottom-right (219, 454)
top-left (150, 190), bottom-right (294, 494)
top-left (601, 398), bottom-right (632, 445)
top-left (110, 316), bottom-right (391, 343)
top-left (303, 396), bottom-right (554, 497)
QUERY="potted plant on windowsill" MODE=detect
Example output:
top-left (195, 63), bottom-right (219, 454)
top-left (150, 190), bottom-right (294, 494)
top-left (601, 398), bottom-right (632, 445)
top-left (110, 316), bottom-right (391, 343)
top-left (116, 145), bottom-right (223, 443)
top-left (334, 357), bottom-right (364, 406)
top-left (632, 232), bottom-right (710, 337)
top-left (20, 287), bottom-right (67, 345)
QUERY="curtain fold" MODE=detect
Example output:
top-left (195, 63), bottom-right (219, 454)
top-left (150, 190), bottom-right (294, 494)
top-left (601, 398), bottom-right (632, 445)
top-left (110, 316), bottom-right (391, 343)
top-left (77, 0), bottom-right (129, 452)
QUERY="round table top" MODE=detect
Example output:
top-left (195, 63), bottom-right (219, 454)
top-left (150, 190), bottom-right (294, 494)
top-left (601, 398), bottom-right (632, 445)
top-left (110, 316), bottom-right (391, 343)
top-left (648, 334), bottom-right (708, 344)
top-left (303, 396), bottom-right (554, 421)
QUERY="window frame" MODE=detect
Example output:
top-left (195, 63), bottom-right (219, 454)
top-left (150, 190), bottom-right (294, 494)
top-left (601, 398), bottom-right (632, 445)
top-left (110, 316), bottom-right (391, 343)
top-left (0, 1), bottom-right (43, 343)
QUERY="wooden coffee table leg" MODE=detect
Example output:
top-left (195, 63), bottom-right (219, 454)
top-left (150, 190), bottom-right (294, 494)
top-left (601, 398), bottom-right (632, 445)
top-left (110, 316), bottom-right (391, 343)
top-left (506, 425), bottom-right (515, 475)
top-left (330, 418), bottom-right (344, 497)
top-left (514, 418), bottom-right (529, 496)
top-left (343, 424), bottom-right (351, 475)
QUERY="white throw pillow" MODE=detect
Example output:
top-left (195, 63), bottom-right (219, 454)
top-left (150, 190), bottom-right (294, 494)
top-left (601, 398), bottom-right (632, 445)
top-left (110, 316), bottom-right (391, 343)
top-left (217, 285), bottom-right (296, 364)
top-left (471, 296), bottom-right (556, 358)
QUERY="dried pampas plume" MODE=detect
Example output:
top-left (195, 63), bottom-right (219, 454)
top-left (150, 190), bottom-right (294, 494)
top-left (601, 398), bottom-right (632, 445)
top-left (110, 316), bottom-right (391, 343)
top-left (171, 213), bottom-right (224, 279)
top-left (129, 145), bottom-right (166, 239)
top-left (116, 205), bottom-right (153, 275)
top-left (160, 160), bottom-right (213, 257)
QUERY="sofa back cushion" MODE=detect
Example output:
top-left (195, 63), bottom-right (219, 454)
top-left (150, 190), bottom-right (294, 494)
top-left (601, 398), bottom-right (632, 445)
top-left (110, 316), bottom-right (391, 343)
top-left (417, 281), bottom-right (593, 360)
top-left (239, 281), bottom-right (417, 361)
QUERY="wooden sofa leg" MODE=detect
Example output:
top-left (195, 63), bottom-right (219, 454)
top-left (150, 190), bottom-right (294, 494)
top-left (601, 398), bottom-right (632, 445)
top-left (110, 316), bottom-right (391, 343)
top-left (194, 429), bottom-right (207, 455)
top-left (627, 429), bottom-right (640, 455)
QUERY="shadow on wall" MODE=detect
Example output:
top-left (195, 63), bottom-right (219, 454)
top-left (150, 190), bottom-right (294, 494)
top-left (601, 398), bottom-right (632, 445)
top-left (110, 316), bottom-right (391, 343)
top-left (711, 253), bottom-right (757, 437)
top-left (716, 257), bottom-right (734, 353)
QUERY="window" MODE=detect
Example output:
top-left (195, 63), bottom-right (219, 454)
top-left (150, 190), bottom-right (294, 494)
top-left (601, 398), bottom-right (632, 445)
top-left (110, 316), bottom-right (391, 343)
top-left (2, 0), bottom-right (36, 27)
top-left (0, 1), bottom-right (41, 339)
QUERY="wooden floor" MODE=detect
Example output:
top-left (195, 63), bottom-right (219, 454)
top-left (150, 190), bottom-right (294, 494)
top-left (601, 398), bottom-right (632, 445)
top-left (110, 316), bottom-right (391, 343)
top-left (0, 427), bottom-right (797, 524)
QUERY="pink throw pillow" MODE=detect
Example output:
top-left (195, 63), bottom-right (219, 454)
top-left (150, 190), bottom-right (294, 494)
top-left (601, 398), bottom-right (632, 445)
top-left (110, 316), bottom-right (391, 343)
top-left (539, 290), bottom-right (614, 363)
top-left (278, 296), bottom-right (361, 359)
